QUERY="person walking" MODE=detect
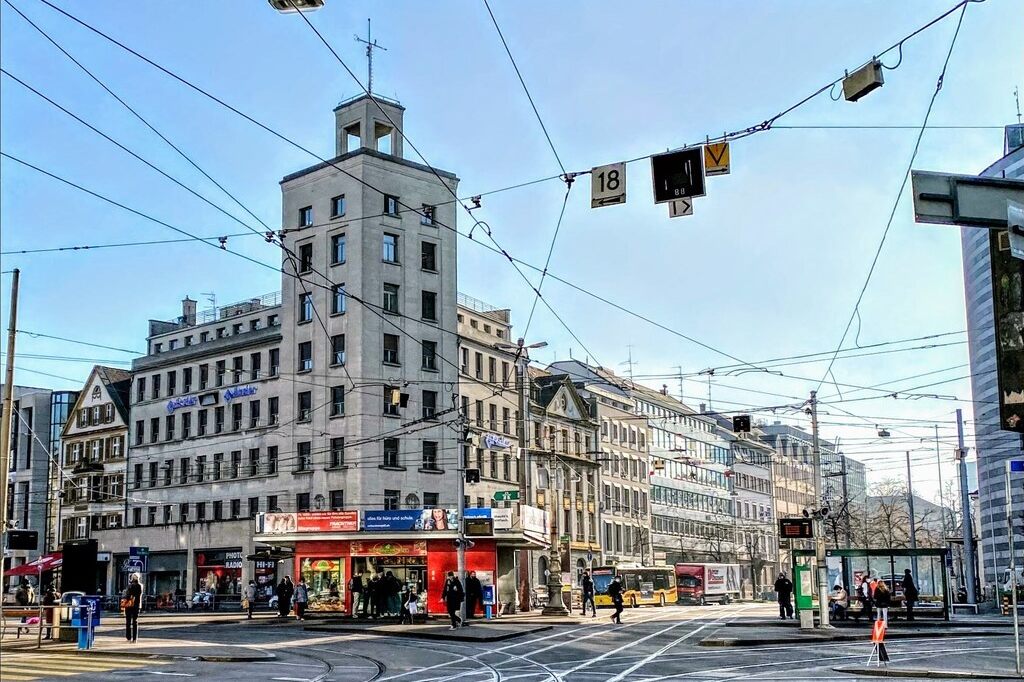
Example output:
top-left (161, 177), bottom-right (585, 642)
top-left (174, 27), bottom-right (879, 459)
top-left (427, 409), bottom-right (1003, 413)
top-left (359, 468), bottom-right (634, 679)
top-left (442, 571), bottom-right (464, 629)
top-left (349, 571), bottom-right (365, 616)
top-left (901, 569), bottom-right (919, 622)
top-left (581, 570), bottom-right (596, 617)
top-left (244, 580), bottom-right (257, 620)
top-left (294, 578), bottom-right (309, 621)
top-left (874, 579), bottom-right (892, 625)
top-left (400, 591), bottom-right (418, 625)
top-left (123, 573), bottom-right (143, 643)
top-left (15, 581), bottom-right (30, 635)
top-left (465, 571), bottom-right (482, 620)
top-left (607, 575), bottom-right (624, 624)
top-left (42, 584), bottom-right (58, 639)
top-left (774, 573), bottom-right (794, 620)
top-left (275, 577), bottom-right (293, 618)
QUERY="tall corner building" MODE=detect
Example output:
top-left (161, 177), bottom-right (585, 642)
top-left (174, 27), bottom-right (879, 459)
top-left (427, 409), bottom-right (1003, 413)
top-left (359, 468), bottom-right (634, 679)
top-left (961, 123), bottom-right (1024, 585)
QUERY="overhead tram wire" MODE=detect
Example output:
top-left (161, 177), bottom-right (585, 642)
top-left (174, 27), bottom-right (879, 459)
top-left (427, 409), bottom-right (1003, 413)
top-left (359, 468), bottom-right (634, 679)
top-left (814, 0), bottom-right (974, 395)
top-left (22, 0), bottom-right (978, 382)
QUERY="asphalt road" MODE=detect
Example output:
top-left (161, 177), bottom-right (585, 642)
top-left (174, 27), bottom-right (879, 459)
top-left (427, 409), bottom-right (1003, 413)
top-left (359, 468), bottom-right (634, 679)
top-left (9, 604), bottom-right (1021, 681)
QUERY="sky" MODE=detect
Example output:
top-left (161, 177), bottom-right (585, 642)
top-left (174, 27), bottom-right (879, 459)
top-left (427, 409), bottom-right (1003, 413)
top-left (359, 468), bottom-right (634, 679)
top-left (1, 0), bottom-right (1022, 505)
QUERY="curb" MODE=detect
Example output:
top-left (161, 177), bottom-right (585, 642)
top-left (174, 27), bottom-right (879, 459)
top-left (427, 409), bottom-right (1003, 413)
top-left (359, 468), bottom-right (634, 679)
top-left (700, 629), bottom-right (1011, 647)
top-left (303, 624), bottom-right (552, 642)
top-left (832, 665), bottom-right (1022, 679)
top-left (84, 648), bottom-right (276, 663)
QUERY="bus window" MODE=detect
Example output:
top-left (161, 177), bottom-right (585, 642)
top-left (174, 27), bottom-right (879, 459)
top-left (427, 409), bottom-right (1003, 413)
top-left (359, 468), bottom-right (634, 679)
top-left (653, 571), bottom-right (668, 592)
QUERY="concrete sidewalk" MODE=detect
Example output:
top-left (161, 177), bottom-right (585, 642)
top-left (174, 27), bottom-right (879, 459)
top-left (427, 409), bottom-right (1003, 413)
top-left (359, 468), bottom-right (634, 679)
top-left (0, 631), bottom-right (274, 662)
top-left (700, 624), bottom-right (1011, 647)
top-left (304, 620), bottom-right (552, 642)
top-left (833, 665), bottom-right (1021, 679)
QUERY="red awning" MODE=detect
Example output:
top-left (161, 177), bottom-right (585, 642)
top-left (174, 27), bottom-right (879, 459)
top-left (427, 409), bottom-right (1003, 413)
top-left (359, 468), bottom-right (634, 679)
top-left (6, 552), bottom-right (62, 577)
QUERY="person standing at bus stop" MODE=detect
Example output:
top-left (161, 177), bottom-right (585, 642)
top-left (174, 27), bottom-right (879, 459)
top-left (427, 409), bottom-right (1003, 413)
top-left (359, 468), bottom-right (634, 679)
top-left (607, 575), bottom-right (624, 624)
top-left (901, 569), bottom-right (918, 621)
top-left (774, 572), bottom-right (794, 620)
top-left (123, 573), bottom-right (143, 643)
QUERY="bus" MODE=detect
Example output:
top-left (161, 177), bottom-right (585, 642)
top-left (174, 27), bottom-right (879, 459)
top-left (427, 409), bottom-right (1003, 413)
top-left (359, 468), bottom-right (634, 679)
top-left (592, 565), bottom-right (678, 608)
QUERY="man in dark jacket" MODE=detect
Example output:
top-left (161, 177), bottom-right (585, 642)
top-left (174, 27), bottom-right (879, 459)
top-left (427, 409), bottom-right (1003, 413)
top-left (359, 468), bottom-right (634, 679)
top-left (901, 569), bottom-right (919, 621)
top-left (276, 577), bottom-right (293, 618)
top-left (607, 575), bottom-right (624, 624)
top-left (350, 571), bottom-right (365, 616)
top-left (369, 573), bottom-right (383, 618)
top-left (774, 573), bottom-right (794, 620)
top-left (464, 571), bottom-right (483, 620)
top-left (442, 572), bottom-right (464, 629)
top-left (581, 570), bottom-right (596, 617)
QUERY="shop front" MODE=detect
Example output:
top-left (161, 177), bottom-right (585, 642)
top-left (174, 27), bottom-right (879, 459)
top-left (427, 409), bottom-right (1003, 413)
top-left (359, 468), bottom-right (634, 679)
top-left (195, 548), bottom-right (244, 606)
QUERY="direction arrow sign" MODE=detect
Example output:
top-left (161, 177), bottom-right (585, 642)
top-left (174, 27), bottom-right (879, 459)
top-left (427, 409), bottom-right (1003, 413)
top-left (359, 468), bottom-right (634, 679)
top-left (591, 162), bottom-right (626, 208)
top-left (704, 142), bottom-right (730, 176)
top-left (493, 490), bottom-right (520, 502)
top-left (651, 147), bottom-right (705, 203)
top-left (669, 198), bottom-right (693, 218)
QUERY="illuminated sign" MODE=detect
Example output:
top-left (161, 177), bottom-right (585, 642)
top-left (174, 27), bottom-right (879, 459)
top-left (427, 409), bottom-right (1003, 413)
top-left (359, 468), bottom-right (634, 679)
top-left (484, 433), bottom-right (512, 449)
top-left (166, 396), bottom-right (198, 413)
top-left (778, 518), bottom-right (813, 539)
top-left (224, 385), bottom-right (258, 402)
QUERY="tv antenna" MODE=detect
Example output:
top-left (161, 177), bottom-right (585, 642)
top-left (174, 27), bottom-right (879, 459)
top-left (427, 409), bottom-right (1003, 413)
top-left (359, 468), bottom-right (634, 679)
top-left (354, 18), bottom-right (387, 96)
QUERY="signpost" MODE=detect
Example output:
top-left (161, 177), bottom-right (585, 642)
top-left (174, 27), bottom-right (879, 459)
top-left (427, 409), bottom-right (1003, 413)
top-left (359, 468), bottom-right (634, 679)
top-left (493, 490), bottom-right (520, 502)
top-left (669, 198), bottom-right (694, 218)
top-left (591, 162), bottom-right (626, 208)
top-left (651, 147), bottom-right (705, 203)
top-left (704, 142), bottom-right (731, 176)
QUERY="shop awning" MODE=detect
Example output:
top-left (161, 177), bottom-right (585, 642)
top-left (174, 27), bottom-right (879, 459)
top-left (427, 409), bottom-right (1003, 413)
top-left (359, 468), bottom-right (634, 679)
top-left (6, 552), bottom-right (62, 577)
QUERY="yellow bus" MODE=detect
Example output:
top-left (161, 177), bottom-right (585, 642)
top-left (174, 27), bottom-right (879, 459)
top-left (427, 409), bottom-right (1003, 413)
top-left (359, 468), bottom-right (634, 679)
top-left (593, 565), bottom-right (678, 608)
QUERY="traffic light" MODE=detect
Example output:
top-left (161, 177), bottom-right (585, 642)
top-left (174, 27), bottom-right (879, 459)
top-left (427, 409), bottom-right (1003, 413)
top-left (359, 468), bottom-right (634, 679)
top-left (465, 468), bottom-right (480, 483)
top-left (6, 530), bottom-right (38, 550)
top-left (732, 415), bottom-right (751, 433)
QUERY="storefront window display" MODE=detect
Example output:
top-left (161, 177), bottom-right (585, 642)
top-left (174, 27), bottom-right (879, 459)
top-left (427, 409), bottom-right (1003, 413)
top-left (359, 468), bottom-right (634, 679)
top-left (299, 557), bottom-right (345, 612)
top-left (254, 559), bottom-right (277, 602)
top-left (195, 549), bottom-right (243, 600)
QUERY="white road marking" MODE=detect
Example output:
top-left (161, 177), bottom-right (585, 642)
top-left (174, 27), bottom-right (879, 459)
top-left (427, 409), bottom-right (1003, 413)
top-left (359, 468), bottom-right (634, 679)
top-left (266, 662), bottom-right (327, 668)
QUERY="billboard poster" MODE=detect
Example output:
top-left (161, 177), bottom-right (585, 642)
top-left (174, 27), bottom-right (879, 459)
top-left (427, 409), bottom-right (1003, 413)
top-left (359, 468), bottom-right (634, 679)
top-left (362, 509), bottom-right (458, 531)
top-left (463, 507), bottom-right (512, 530)
top-left (257, 511), bottom-right (359, 535)
top-left (991, 223), bottom-right (1024, 432)
top-left (521, 505), bottom-right (548, 536)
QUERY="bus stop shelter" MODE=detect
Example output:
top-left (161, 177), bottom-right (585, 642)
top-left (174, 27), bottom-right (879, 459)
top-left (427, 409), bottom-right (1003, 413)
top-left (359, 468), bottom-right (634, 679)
top-left (792, 548), bottom-right (950, 621)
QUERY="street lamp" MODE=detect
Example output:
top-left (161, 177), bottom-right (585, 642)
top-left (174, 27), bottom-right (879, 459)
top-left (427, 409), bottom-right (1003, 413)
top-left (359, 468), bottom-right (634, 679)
top-left (268, 0), bottom-right (324, 12)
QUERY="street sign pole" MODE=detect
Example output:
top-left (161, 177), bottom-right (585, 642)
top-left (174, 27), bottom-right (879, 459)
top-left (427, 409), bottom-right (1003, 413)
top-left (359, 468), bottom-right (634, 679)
top-left (1006, 460), bottom-right (1023, 677)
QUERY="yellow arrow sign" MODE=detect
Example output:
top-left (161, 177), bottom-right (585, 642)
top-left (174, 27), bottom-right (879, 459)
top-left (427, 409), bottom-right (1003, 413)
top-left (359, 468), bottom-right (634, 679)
top-left (704, 142), bottom-right (730, 176)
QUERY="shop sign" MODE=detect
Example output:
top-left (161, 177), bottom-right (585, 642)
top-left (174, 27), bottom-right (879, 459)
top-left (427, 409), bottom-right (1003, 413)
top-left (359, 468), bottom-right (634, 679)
top-left (166, 395), bottom-right (198, 413)
top-left (521, 504), bottom-right (548, 536)
top-left (225, 551), bottom-right (243, 569)
top-left (257, 511), bottom-right (359, 535)
top-left (254, 560), bottom-right (276, 570)
top-left (224, 385), bottom-right (258, 402)
top-left (363, 509), bottom-right (458, 531)
top-left (464, 507), bottom-right (512, 531)
top-left (349, 540), bottom-right (427, 557)
top-left (484, 433), bottom-right (512, 449)
top-left (196, 549), bottom-right (243, 567)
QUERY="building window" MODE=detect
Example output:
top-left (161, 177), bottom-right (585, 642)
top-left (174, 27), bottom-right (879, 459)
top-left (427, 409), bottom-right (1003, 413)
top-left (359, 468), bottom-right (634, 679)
top-left (249, 400), bottom-right (260, 429)
top-left (136, 377), bottom-right (146, 403)
top-left (298, 206), bottom-right (312, 227)
top-left (197, 410), bottom-right (207, 436)
top-left (421, 241), bottom-right (437, 271)
top-left (196, 455), bottom-right (207, 483)
top-left (269, 397), bottom-right (279, 425)
top-left (230, 450), bottom-right (241, 478)
top-left (331, 334), bottom-right (346, 365)
top-left (250, 353), bottom-right (261, 381)
top-left (299, 293), bottom-right (313, 323)
top-left (331, 386), bottom-right (345, 416)
top-left (460, 348), bottom-right (469, 374)
top-left (231, 403), bottom-right (242, 431)
top-left (298, 243), bottom-right (313, 272)
top-left (384, 489), bottom-right (400, 511)
top-left (424, 492), bottom-right (439, 508)
top-left (330, 489), bottom-right (344, 511)
top-left (384, 386), bottom-right (400, 417)
top-left (165, 414), bottom-right (175, 441)
top-left (232, 356), bottom-right (243, 383)
top-left (215, 360), bottom-right (226, 387)
top-left (488, 357), bottom-right (496, 383)
top-left (167, 371), bottom-right (177, 396)
top-left (475, 352), bottom-right (483, 379)
top-left (331, 233), bottom-right (345, 264)
top-left (383, 439), bottom-right (399, 467)
top-left (297, 391), bottom-right (312, 422)
top-left (330, 438), bottom-right (345, 468)
top-left (267, 446), bottom-right (278, 475)
top-left (269, 349), bottom-right (280, 376)
top-left (248, 497), bottom-right (259, 518)
top-left (384, 195), bottom-right (399, 216)
top-left (230, 499), bottom-right (241, 519)
top-left (420, 204), bottom-right (435, 226)
top-left (423, 390), bottom-right (437, 419)
top-left (180, 458), bottom-right (190, 485)
top-left (383, 283), bottom-right (400, 314)
top-left (383, 334), bottom-right (400, 364)
top-left (135, 420), bottom-right (144, 446)
top-left (421, 340), bottom-right (437, 370)
top-left (421, 291), bottom-right (437, 321)
top-left (330, 195), bottom-right (346, 218)
top-left (422, 441), bottom-right (439, 470)
top-left (213, 501), bottom-right (223, 521)
top-left (199, 364), bottom-right (209, 389)
top-left (214, 406), bottom-right (225, 433)
top-left (332, 284), bottom-right (346, 314)
top-left (383, 233), bottom-right (398, 263)
top-left (248, 449), bottom-right (260, 476)
top-left (149, 417), bottom-right (159, 444)
top-left (148, 462), bottom-right (158, 489)
top-left (183, 367), bottom-right (193, 393)
top-left (297, 442), bottom-right (311, 472)
top-left (152, 374), bottom-right (161, 399)
top-left (298, 341), bottom-right (313, 372)
top-left (297, 493), bottom-right (311, 511)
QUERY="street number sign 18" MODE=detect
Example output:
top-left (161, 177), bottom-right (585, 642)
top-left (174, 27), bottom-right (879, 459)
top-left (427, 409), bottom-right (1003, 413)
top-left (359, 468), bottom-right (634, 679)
top-left (651, 147), bottom-right (706, 203)
top-left (591, 162), bottom-right (626, 208)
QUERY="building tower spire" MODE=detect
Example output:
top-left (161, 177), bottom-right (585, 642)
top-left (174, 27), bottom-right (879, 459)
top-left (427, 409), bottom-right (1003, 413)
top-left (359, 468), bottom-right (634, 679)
top-left (354, 18), bottom-right (387, 96)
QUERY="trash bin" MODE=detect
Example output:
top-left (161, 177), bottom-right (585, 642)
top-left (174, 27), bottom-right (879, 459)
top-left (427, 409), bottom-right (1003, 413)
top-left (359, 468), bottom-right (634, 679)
top-left (70, 596), bottom-right (102, 649)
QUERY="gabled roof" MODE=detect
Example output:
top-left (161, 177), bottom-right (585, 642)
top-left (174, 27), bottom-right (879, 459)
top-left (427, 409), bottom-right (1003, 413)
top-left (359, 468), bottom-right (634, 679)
top-left (533, 374), bottom-right (594, 425)
top-left (62, 365), bottom-right (132, 438)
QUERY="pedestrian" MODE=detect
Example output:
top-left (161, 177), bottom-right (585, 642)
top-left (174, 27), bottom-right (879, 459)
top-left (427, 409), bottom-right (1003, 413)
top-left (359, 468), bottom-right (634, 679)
top-left (275, 577), bottom-right (292, 618)
top-left (859, 578), bottom-right (875, 623)
top-left (901, 569), bottom-right (918, 622)
top-left (42, 584), bottom-right (58, 640)
top-left (581, 570), bottom-right (596, 617)
top-left (465, 571), bottom-right (482, 620)
top-left (607, 575), bottom-right (624, 624)
top-left (294, 578), bottom-right (309, 621)
top-left (367, 573), bottom-right (380, 618)
top-left (400, 591), bottom-right (418, 625)
top-left (385, 571), bottom-right (402, 616)
top-left (14, 581), bottom-right (31, 635)
top-left (349, 571), bottom-right (365, 616)
top-left (123, 572), bottom-right (143, 643)
top-left (244, 580), bottom-right (257, 620)
top-left (774, 572), bottom-right (794, 620)
top-left (829, 585), bottom-right (848, 621)
top-left (442, 571), bottom-right (464, 629)
top-left (874, 579), bottom-right (891, 625)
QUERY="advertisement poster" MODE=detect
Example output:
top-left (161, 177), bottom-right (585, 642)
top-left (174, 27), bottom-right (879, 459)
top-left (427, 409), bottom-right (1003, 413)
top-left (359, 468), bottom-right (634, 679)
top-left (258, 511), bottom-right (359, 535)
top-left (363, 509), bottom-right (457, 531)
top-left (463, 507), bottom-right (513, 530)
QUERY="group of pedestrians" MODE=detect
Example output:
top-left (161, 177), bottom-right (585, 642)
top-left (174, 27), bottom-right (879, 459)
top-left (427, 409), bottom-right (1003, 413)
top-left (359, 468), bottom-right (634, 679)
top-left (272, 575), bottom-right (310, 620)
top-left (349, 570), bottom-right (415, 618)
top-left (774, 569), bottom-right (919, 625)
top-left (440, 570), bottom-right (486, 629)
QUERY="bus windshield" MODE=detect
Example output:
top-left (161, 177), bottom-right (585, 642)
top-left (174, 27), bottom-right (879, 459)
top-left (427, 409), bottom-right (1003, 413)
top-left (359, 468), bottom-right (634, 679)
top-left (592, 571), bottom-right (615, 595)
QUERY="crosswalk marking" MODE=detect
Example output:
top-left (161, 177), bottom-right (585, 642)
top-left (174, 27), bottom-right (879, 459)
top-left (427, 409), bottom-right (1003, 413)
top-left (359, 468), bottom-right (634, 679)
top-left (0, 652), bottom-right (169, 681)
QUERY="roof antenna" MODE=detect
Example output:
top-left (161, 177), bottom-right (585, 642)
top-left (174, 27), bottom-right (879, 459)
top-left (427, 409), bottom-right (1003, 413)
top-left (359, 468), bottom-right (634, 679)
top-left (1016, 86), bottom-right (1022, 124)
top-left (354, 18), bottom-right (387, 96)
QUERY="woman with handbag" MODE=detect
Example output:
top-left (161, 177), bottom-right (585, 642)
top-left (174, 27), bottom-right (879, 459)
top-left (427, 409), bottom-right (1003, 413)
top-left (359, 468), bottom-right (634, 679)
top-left (244, 580), bottom-right (257, 620)
top-left (122, 573), bottom-right (143, 642)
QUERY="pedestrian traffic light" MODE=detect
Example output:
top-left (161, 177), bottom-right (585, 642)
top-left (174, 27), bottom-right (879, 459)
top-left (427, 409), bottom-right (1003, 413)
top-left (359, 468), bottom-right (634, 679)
top-left (732, 415), bottom-right (751, 433)
top-left (465, 468), bottom-right (480, 483)
top-left (5, 529), bottom-right (38, 550)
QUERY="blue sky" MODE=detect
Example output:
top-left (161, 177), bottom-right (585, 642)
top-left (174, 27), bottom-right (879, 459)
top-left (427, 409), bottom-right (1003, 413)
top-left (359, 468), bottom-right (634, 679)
top-left (1, 0), bottom-right (1021, 498)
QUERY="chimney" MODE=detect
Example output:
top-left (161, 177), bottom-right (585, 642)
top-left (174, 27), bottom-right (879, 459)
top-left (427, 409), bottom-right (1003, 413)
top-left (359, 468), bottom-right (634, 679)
top-left (182, 297), bottom-right (197, 326)
top-left (699, 403), bottom-right (706, 414)
top-left (661, 384), bottom-right (668, 395)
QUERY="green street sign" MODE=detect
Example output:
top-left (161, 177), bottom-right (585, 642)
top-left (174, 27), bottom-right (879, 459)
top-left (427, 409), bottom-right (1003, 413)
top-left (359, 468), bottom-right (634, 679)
top-left (493, 490), bottom-right (520, 502)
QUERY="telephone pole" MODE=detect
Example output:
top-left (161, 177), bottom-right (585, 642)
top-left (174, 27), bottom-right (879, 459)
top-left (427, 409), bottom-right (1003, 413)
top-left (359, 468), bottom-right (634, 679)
top-left (0, 269), bottom-right (21, 594)
top-left (957, 408), bottom-right (977, 603)
top-left (809, 390), bottom-right (831, 628)
top-left (906, 451), bottom-right (919, 578)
